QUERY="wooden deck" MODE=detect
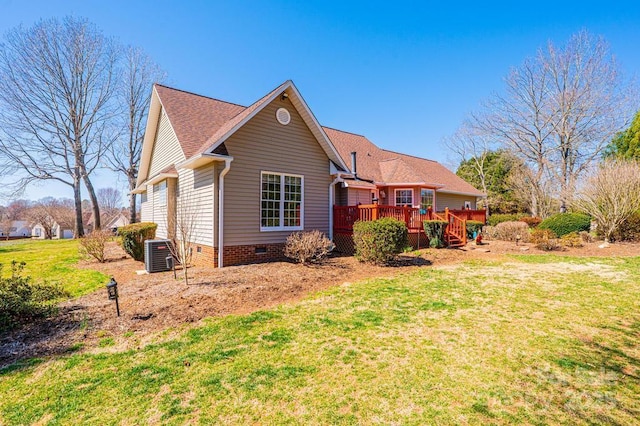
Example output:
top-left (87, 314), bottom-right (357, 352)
top-left (333, 204), bottom-right (486, 251)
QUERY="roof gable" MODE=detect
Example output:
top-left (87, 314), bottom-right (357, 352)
top-left (325, 127), bottom-right (484, 196)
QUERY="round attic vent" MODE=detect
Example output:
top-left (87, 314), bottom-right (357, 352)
top-left (276, 107), bottom-right (291, 125)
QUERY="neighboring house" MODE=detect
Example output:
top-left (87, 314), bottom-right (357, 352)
top-left (104, 213), bottom-right (130, 233)
top-left (32, 221), bottom-right (73, 239)
top-left (0, 220), bottom-right (32, 238)
top-left (133, 80), bottom-right (484, 268)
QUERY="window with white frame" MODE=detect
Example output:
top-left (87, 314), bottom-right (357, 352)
top-left (141, 191), bottom-right (148, 204)
top-left (155, 181), bottom-right (167, 206)
top-left (420, 189), bottom-right (434, 212)
top-left (395, 189), bottom-right (413, 206)
top-left (261, 172), bottom-right (303, 230)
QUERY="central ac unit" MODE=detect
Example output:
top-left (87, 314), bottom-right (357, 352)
top-left (144, 239), bottom-right (173, 273)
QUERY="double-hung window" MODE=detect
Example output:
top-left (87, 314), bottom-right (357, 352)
top-left (420, 189), bottom-right (434, 213)
top-left (395, 189), bottom-right (413, 206)
top-left (261, 172), bottom-right (303, 231)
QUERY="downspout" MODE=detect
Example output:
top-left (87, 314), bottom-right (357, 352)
top-left (217, 158), bottom-right (232, 268)
top-left (329, 173), bottom-right (345, 241)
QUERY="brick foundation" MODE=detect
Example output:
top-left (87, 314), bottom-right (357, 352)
top-left (190, 242), bottom-right (286, 267)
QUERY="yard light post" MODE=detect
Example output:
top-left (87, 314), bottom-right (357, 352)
top-left (106, 277), bottom-right (120, 317)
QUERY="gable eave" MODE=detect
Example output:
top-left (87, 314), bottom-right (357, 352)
top-left (201, 81), bottom-right (350, 171)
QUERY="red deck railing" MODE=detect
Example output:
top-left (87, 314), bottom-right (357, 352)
top-left (333, 205), bottom-right (487, 247)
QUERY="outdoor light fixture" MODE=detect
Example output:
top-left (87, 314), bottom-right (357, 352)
top-left (515, 234), bottom-right (522, 246)
top-left (106, 277), bottom-right (120, 317)
top-left (281, 92), bottom-right (288, 100)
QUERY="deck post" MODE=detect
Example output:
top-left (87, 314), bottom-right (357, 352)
top-left (445, 207), bottom-right (449, 222)
top-left (372, 204), bottom-right (378, 220)
top-left (403, 205), bottom-right (410, 229)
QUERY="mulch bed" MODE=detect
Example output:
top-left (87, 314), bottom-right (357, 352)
top-left (2, 240), bottom-right (639, 368)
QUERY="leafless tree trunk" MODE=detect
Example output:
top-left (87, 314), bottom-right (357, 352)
top-left (165, 189), bottom-right (199, 285)
top-left (0, 17), bottom-right (119, 237)
top-left (107, 46), bottom-right (166, 224)
top-left (472, 31), bottom-right (635, 214)
top-left (572, 159), bottom-right (640, 243)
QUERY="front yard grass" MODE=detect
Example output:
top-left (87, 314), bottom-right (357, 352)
top-left (1, 255), bottom-right (639, 424)
top-left (0, 239), bottom-right (108, 297)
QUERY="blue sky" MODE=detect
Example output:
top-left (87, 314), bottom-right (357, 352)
top-left (1, 0), bottom-right (639, 203)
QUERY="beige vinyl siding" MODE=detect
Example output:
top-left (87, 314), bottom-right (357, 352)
top-left (153, 180), bottom-right (168, 239)
top-left (148, 110), bottom-right (185, 177)
top-left (176, 164), bottom-right (215, 247)
top-left (347, 188), bottom-right (373, 205)
top-left (435, 192), bottom-right (477, 211)
top-left (223, 98), bottom-right (331, 245)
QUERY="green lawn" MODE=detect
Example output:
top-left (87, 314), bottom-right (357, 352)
top-left (1, 255), bottom-right (639, 424)
top-left (0, 239), bottom-right (108, 297)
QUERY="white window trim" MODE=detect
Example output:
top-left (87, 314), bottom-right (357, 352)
top-left (260, 171), bottom-right (304, 232)
top-left (394, 188), bottom-right (414, 207)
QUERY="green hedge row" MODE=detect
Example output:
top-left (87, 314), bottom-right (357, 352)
top-left (353, 218), bottom-right (408, 264)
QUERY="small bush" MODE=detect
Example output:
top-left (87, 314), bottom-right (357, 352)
top-left (492, 221), bottom-right (530, 242)
top-left (466, 220), bottom-right (484, 239)
top-left (79, 229), bottom-right (112, 263)
top-left (118, 222), bottom-right (157, 261)
top-left (353, 218), bottom-right (408, 265)
top-left (579, 231), bottom-right (594, 243)
top-left (530, 228), bottom-right (557, 244)
top-left (612, 211), bottom-right (640, 242)
top-left (519, 216), bottom-right (542, 228)
top-left (487, 213), bottom-right (525, 227)
top-left (423, 220), bottom-right (448, 248)
top-left (530, 228), bottom-right (561, 251)
top-left (0, 261), bottom-right (68, 331)
top-left (538, 213), bottom-right (591, 237)
top-left (284, 230), bottom-right (334, 264)
top-left (561, 232), bottom-right (583, 248)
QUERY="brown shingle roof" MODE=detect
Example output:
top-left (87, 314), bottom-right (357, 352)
top-left (154, 84), bottom-right (246, 158)
top-left (324, 127), bottom-right (484, 196)
top-left (153, 84), bottom-right (482, 196)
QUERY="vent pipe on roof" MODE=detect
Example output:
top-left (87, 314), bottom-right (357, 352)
top-left (350, 151), bottom-right (357, 178)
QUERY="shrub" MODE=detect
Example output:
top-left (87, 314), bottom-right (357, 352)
top-left (520, 216), bottom-right (542, 228)
top-left (79, 229), bottom-right (112, 263)
top-left (579, 231), bottom-right (594, 243)
top-left (423, 220), bottom-right (448, 248)
top-left (118, 222), bottom-right (157, 261)
top-left (538, 213), bottom-right (591, 237)
top-left (487, 213), bottom-right (525, 227)
top-left (530, 228), bottom-right (557, 244)
top-left (561, 232), bottom-right (583, 248)
top-left (284, 230), bottom-right (334, 264)
top-left (612, 210), bottom-right (640, 242)
top-left (466, 220), bottom-right (484, 239)
top-left (0, 261), bottom-right (68, 331)
top-left (493, 221), bottom-right (530, 242)
top-left (530, 228), bottom-right (561, 251)
top-left (353, 218), bottom-right (408, 265)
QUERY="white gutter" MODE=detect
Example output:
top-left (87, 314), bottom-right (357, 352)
top-left (217, 158), bottom-right (233, 268)
top-left (328, 173), bottom-right (345, 240)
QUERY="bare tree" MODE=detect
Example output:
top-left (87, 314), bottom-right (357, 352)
top-left (27, 198), bottom-right (60, 239)
top-left (4, 199), bottom-right (31, 220)
top-left (473, 31), bottom-right (635, 214)
top-left (0, 17), bottom-right (119, 237)
top-left (0, 207), bottom-right (11, 240)
top-left (165, 191), bottom-right (200, 285)
top-left (572, 159), bottom-right (640, 243)
top-left (97, 187), bottom-right (123, 218)
top-left (108, 46), bottom-right (166, 224)
top-left (446, 123), bottom-right (495, 203)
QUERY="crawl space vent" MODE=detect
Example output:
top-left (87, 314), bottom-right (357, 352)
top-left (276, 108), bottom-right (291, 125)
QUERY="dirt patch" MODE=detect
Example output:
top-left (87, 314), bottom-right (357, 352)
top-left (2, 239), bottom-right (639, 368)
